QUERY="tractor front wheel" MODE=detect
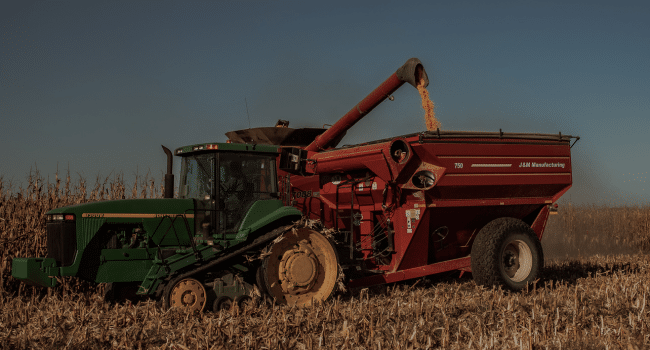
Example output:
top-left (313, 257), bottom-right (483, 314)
top-left (471, 217), bottom-right (543, 290)
top-left (260, 228), bottom-right (338, 306)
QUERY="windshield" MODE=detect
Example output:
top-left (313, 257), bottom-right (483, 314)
top-left (219, 153), bottom-right (277, 231)
top-left (179, 152), bottom-right (278, 233)
top-left (180, 153), bottom-right (278, 200)
top-left (219, 153), bottom-right (277, 196)
top-left (179, 154), bottom-right (215, 199)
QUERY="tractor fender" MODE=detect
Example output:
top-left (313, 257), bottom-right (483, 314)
top-left (235, 200), bottom-right (302, 240)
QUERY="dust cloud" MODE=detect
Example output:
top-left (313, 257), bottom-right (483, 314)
top-left (542, 206), bottom-right (646, 261)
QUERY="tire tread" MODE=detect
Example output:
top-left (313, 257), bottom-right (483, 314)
top-left (470, 217), bottom-right (543, 290)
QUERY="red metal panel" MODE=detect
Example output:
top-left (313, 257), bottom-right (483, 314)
top-left (390, 204), bottom-right (430, 272)
top-left (319, 179), bottom-right (387, 209)
top-left (531, 204), bottom-right (551, 240)
top-left (437, 157), bottom-right (571, 175)
top-left (418, 141), bottom-right (571, 157)
top-left (428, 197), bottom-right (553, 208)
top-left (438, 173), bottom-right (572, 187)
top-left (348, 256), bottom-right (472, 289)
top-left (313, 142), bottom-right (392, 179)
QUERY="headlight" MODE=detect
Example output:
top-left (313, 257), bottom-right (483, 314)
top-left (46, 214), bottom-right (75, 222)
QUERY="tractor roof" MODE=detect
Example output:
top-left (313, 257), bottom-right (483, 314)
top-left (174, 142), bottom-right (281, 156)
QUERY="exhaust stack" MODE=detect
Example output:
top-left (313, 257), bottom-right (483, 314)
top-left (304, 58), bottom-right (429, 152)
top-left (162, 145), bottom-right (174, 199)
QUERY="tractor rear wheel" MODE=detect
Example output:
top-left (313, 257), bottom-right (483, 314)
top-left (471, 217), bottom-right (543, 290)
top-left (260, 228), bottom-right (338, 306)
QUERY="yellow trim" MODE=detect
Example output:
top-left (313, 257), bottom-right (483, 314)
top-left (82, 213), bottom-right (195, 218)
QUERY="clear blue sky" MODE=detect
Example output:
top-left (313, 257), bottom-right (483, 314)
top-left (1, 0), bottom-right (648, 205)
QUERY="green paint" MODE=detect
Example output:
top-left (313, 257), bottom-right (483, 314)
top-left (12, 258), bottom-right (57, 287)
top-left (11, 146), bottom-right (302, 301)
top-left (212, 273), bottom-right (253, 301)
top-left (95, 260), bottom-right (153, 283)
top-left (238, 201), bottom-right (301, 237)
top-left (47, 198), bottom-right (194, 215)
top-left (100, 248), bottom-right (156, 261)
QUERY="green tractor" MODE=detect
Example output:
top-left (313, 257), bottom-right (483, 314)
top-left (12, 142), bottom-right (340, 311)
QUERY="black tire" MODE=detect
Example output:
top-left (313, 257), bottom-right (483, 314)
top-left (255, 264), bottom-right (269, 296)
top-left (160, 279), bottom-right (175, 310)
top-left (470, 217), bottom-right (543, 290)
top-left (213, 296), bottom-right (233, 312)
top-left (235, 295), bottom-right (252, 310)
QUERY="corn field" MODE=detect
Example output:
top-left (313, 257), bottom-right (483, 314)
top-left (0, 171), bottom-right (649, 349)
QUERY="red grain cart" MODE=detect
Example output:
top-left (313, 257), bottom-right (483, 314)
top-left (230, 58), bottom-right (578, 293)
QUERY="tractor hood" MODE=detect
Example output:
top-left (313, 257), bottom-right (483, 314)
top-left (46, 198), bottom-right (195, 217)
top-left (14, 198), bottom-right (195, 288)
top-left (46, 198), bottom-right (196, 249)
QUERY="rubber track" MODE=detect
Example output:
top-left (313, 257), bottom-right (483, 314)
top-left (470, 217), bottom-right (543, 289)
top-left (154, 224), bottom-right (294, 300)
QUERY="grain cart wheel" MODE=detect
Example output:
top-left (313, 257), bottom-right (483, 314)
top-left (164, 278), bottom-right (207, 313)
top-left (470, 217), bottom-right (543, 290)
top-left (261, 228), bottom-right (338, 306)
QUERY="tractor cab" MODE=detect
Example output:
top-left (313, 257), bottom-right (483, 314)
top-left (175, 143), bottom-right (280, 237)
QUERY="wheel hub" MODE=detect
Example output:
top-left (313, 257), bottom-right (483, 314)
top-left (279, 241), bottom-right (319, 294)
top-left (181, 291), bottom-right (196, 305)
top-left (502, 239), bottom-right (532, 282)
top-left (169, 278), bottom-right (207, 312)
top-left (504, 251), bottom-right (518, 268)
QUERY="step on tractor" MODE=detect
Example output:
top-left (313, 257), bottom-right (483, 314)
top-left (12, 58), bottom-right (579, 311)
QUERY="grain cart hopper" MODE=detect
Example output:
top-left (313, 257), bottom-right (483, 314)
top-left (230, 58), bottom-right (578, 301)
top-left (281, 128), bottom-right (577, 291)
